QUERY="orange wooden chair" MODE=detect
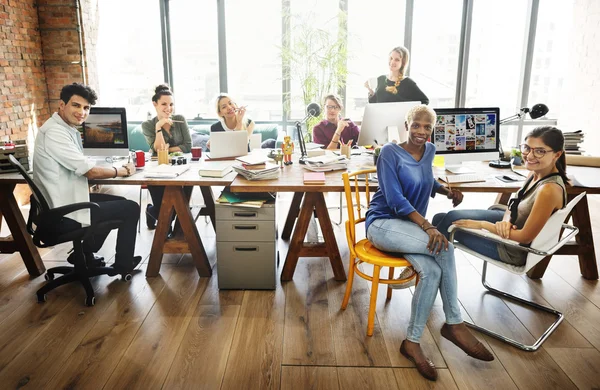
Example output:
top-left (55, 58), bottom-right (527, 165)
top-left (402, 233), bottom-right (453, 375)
top-left (341, 168), bottom-right (418, 336)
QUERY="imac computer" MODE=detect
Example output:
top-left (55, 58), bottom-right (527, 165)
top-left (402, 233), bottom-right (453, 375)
top-left (433, 107), bottom-right (500, 173)
top-left (357, 101), bottom-right (421, 146)
top-left (78, 107), bottom-right (129, 157)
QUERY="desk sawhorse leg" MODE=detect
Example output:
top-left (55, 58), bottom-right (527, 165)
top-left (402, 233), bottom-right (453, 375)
top-left (147, 186), bottom-right (212, 278)
top-left (0, 184), bottom-right (45, 277)
top-left (280, 192), bottom-right (346, 282)
top-left (495, 192), bottom-right (598, 280)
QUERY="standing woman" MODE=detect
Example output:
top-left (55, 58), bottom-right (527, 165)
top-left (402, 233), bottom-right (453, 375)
top-left (365, 46), bottom-right (429, 105)
top-left (141, 84), bottom-right (192, 229)
top-left (366, 105), bottom-right (493, 381)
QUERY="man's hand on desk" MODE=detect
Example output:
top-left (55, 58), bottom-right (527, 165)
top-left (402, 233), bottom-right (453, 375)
top-left (84, 162), bottom-right (136, 179)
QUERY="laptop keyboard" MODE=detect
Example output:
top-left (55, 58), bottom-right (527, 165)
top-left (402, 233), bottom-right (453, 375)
top-left (441, 174), bottom-right (487, 184)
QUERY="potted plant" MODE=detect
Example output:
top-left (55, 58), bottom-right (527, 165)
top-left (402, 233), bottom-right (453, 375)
top-left (373, 147), bottom-right (381, 166)
top-left (280, 10), bottom-right (348, 140)
top-left (510, 148), bottom-right (523, 166)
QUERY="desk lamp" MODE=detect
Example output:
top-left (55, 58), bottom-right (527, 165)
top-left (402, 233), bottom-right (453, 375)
top-left (295, 102), bottom-right (321, 164)
top-left (489, 103), bottom-right (549, 168)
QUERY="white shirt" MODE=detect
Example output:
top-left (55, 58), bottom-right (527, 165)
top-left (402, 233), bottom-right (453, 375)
top-left (33, 113), bottom-right (96, 226)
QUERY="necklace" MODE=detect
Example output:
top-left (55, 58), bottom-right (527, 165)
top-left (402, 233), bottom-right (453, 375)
top-left (385, 73), bottom-right (403, 95)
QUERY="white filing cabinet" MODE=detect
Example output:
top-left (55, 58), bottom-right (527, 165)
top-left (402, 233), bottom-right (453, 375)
top-left (215, 202), bottom-right (276, 289)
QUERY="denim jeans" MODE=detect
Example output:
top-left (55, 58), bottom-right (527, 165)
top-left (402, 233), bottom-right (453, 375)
top-left (433, 209), bottom-right (505, 261)
top-left (367, 218), bottom-right (463, 343)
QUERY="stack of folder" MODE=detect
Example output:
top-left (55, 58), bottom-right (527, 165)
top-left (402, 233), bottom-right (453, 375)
top-left (216, 189), bottom-right (275, 208)
top-left (232, 162), bottom-right (280, 180)
top-left (303, 154), bottom-right (349, 172)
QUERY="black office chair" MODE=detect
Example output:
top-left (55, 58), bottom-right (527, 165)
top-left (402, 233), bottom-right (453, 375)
top-left (8, 155), bottom-right (132, 306)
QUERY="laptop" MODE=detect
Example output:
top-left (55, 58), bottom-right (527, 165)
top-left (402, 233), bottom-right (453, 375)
top-left (207, 131), bottom-right (248, 159)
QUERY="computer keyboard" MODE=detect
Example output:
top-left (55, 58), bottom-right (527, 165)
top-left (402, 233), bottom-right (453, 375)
top-left (441, 174), bottom-right (487, 184)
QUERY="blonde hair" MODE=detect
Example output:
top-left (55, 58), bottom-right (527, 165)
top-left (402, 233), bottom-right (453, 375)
top-left (386, 46), bottom-right (410, 94)
top-left (215, 93), bottom-right (235, 117)
top-left (405, 105), bottom-right (436, 125)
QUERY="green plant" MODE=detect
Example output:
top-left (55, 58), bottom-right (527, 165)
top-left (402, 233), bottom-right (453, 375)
top-left (510, 148), bottom-right (522, 158)
top-left (374, 147), bottom-right (382, 156)
top-left (280, 10), bottom-right (348, 139)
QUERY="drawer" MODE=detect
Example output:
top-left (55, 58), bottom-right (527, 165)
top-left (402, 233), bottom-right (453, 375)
top-left (216, 220), bottom-right (275, 242)
top-left (215, 204), bottom-right (275, 222)
top-left (217, 241), bottom-right (276, 290)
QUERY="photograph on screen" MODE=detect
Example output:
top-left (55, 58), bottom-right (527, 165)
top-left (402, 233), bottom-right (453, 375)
top-left (81, 114), bottom-right (126, 145)
top-left (433, 107), bottom-right (499, 155)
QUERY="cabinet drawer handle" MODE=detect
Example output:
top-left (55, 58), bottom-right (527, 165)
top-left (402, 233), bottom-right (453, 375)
top-left (234, 247), bottom-right (258, 252)
top-left (233, 212), bottom-right (257, 218)
top-left (234, 225), bottom-right (258, 230)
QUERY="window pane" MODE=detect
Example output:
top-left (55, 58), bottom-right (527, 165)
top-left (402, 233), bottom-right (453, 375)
top-left (170, 1), bottom-right (219, 120)
top-left (346, 0), bottom-right (406, 120)
top-left (226, 0), bottom-right (282, 121)
top-left (528, 0), bottom-right (574, 119)
top-left (96, 0), bottom-right (163, 121)
top-left (465, 0), bottom-right (528, 119)
top-left (288, 0), bottom-right (340, 119)
top-left (411, 0), bottom-right (463, 108)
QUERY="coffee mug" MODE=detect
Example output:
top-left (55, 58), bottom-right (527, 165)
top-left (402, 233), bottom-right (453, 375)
top-left (135, 150), bottom-right (145, 168)
top-left (191, 146), bottom-right (202, 159)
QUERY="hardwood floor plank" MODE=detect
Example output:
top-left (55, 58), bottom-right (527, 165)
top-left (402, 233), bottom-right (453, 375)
top-left (280, 366), bottom-right (339, 390)
top-left (220, 290), bottom-right (285, 390)
top-left (197, 264), bottom-right (244, 306)
top-left (103, 265), bottom-right (208, 390)
top-left (45, 320), bottom-right (141, 389)
top-left (0, 271), bottom-right (133, 389)
top-left (549, 255), bottom-right (600, 309)
top-left (337, 367), bottom-right (399, 389)
top-left (545, 348), bottom-right (600, 390)
top-left (283, 258), bottom-right (336, 366)
top-left (393, 368), bottom-right (458, 389)
top-left (163, 305), bottom-right (240, 390)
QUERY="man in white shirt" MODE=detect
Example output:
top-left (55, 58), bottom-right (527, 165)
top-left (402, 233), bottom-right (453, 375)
top-left (33, 83), bottom-right (141, 272)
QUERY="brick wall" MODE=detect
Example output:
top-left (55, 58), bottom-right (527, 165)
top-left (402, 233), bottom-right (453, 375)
top-left (0, 0), bottom-right (49, 141)
top-left (560, 0), bottom-right (600, 156)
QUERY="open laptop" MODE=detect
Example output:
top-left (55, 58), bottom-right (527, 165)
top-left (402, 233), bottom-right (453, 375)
top-left (207, 131), bottom-right (248, 159)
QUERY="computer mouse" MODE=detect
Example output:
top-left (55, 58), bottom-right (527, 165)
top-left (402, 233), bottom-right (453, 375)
top-left (502, 175), bottom-right (516, 181)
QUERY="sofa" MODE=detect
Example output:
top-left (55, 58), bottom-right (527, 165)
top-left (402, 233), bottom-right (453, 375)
top-left (127, 123), bottom-right (280, 152)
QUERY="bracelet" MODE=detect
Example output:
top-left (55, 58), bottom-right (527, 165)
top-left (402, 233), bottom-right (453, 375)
top-left (124, 166), bottom-right (131, 176)
top-left (420, 220), bottom-right (430, 230)
top-left (113, 167), bottom-right (118, 178)
top-left (424, 226), bottom-right (437, 232)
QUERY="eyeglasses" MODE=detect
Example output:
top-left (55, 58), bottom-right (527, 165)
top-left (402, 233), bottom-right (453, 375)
top-left (519, 144), bottom-right (554, 159)
top-left (325, 105), bottom-right (340, 110)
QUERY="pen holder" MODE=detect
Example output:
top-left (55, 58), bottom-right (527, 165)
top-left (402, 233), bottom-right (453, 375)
top-left (158, 149), bottom-right (169, 165)
top-left (340, 144), bottom-right (351, 159)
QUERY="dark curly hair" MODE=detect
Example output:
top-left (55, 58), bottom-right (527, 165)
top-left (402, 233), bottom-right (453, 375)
top-left (152, 84), bottom-right (173, 102)
top-left (60, 83), bottom-right (98, 105)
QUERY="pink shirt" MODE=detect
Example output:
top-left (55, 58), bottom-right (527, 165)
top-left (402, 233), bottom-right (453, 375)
top-left (312, 119), bottom-right (360, 148)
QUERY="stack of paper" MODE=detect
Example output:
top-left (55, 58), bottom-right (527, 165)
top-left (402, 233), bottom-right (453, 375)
top-left (216, 189), bottom-right (275, 208)
top-left (233, 162), bottom-right (280, 180)
top-left (198, 161), bottom-right (234, 178)
top-left (303, 154), bottom-right (349, 172)
top-left (144, 164), bottom-right (190, 178)
top-left (563, 130), bottom-right (585, 155)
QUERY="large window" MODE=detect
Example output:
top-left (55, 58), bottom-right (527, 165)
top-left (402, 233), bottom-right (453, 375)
top-left (226, 0), bottom-right (282, 121)
top-left (169, 0), bottom-right (219, 120)
top-left (465, 0), bottom-right (528, 117)
top-left (96, 0), bottom-right (163, 121)
top-left (346, 0), bottom-right (406, 120)
top-left (411, 0), bottom-right (463, 108)
top-left (528, 0), bottom-right (574, 120)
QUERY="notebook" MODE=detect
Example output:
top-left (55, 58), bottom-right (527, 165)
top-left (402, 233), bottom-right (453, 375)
top-left (208, 131), bottom-right (248, 159)
top-left (303, 171), bottom-right (326, 185)
top-left (198, 161), bottom-right (234, 178)
top-left (144, 164), bottom-right (190, 178)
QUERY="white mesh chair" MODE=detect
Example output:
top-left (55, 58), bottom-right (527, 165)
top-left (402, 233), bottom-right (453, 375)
top-left (448, 192), bottom-right (585, 351)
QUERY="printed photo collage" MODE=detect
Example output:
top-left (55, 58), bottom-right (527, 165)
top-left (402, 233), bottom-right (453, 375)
top-left (434, 113), bottom-right (496, 152)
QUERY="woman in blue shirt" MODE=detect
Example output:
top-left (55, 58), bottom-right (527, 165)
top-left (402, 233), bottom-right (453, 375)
top-left (366, 105), bottom-right (493, 381)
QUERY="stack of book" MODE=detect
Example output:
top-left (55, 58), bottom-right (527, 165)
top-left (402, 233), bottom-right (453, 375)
top-left (232, 162), bottom-right (280, 180)
top-left (303, 172), bottom-right (326, 185)
top-left (303, 154), bottom-right (349, 172)
top-left (216, 188), bottom-right (275, 208)
top-left (198, 161), bottom-right (234, 177)
top-left (563, 130), bottom-right (585, 155)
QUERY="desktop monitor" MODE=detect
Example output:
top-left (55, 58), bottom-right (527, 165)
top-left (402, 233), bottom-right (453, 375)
top-left (357, 101), bottom-right (421, 146)
top-left (433, 107), bottom-right (500, 173)
top-left (78, 107), bottom-right (129, 157)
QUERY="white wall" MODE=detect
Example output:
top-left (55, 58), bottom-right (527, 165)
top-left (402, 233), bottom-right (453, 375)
top-left (560, 0), bottom-right (600, 156)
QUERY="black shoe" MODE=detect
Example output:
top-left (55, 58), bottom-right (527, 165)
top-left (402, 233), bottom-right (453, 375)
top-left (67, 252), bottom-right (105, 267)
top-left (146, 204), bottom-right (157, 230)
top-left (111, 256), bottom-right (143, 273)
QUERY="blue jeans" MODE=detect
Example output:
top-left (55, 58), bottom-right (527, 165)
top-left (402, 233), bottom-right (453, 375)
top-left (433, 209), bottom-right (505, 261)
top-left (367, 218), bottom-right (463, 343)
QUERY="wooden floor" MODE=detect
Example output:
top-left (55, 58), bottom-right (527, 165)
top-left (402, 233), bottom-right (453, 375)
top-left (0, 186), bottom-right (599, 389)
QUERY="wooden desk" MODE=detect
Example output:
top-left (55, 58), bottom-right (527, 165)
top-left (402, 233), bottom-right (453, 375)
top-left (433, 162), bottom-right (599, 280)
top-left (0, 163), bottom-right (237, 278)
top-left (229, 156), bottom-right (374, 282)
